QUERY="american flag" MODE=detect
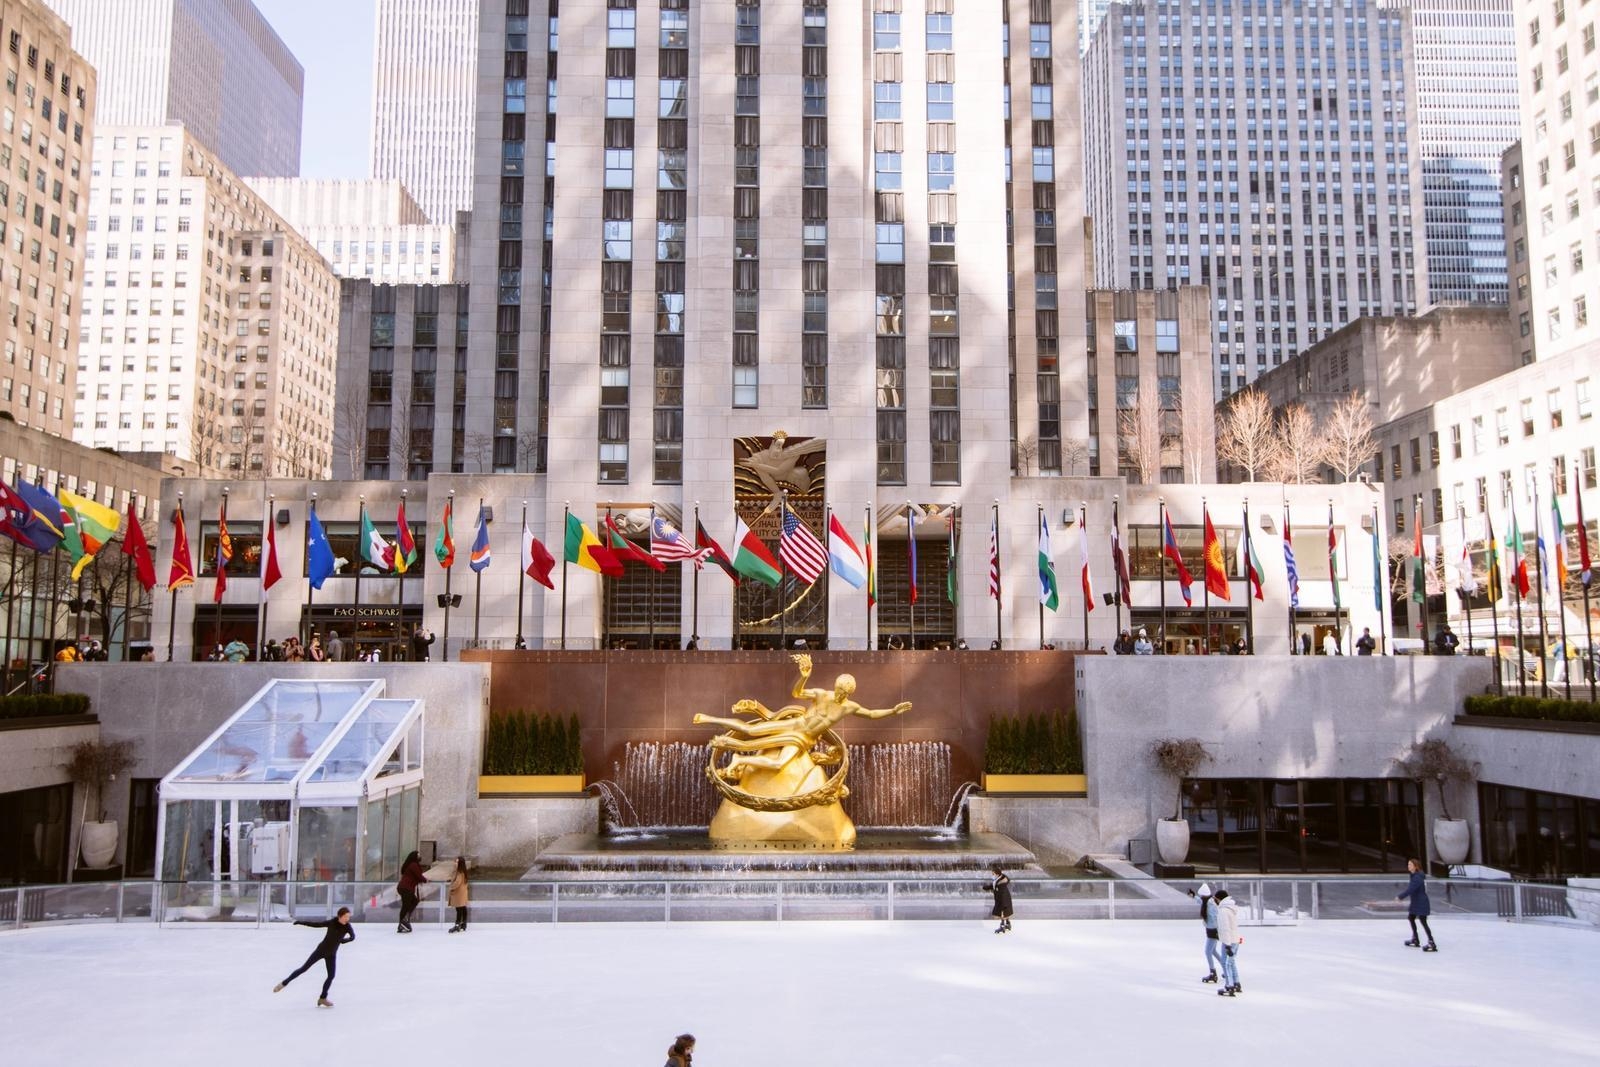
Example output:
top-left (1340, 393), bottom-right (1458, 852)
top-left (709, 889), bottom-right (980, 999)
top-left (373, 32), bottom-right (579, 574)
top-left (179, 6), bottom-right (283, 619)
top-left (988, 511), bottom-right (1001, 600)
top-left (780, 510), bottom-right (828, 585)
top-left (650, 516), bottom-right (710, 564)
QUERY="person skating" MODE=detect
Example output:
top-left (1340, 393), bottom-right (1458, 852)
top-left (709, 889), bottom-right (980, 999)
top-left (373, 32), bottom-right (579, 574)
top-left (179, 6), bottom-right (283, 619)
top-left (448, 856), bottom-right (470, 933)
top-left (1187, 882), bottom-right (1221, 983)
top-left (1398, 858), bottom-right (1437, 951)
top-left (1214, 889), bottom-right (1242, 996)
top-left (664, 1033), bottom-right (696, 1067)
top-left (988, 864), bottom-right (1013, 933)
top-left (273, 906), bottom-right (354, 1007)
top-left (396, 850), bottom-right (427, 933)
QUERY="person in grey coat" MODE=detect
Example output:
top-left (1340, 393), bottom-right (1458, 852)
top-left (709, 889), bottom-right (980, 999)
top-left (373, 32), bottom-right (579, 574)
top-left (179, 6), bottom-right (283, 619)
top-left (326, 630), bottom-right (345, 663)
top-left (1398, 858), bottom-right (1437, 951)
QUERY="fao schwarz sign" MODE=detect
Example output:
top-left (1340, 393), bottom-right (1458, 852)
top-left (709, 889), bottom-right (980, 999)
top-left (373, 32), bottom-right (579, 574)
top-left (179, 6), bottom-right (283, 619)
top-left (330, 606), bottom-right (405, 619)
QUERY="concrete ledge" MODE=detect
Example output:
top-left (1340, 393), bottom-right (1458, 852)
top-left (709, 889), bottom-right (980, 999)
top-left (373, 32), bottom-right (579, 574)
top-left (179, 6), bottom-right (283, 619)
top-left (968, 794), bottom-right (1099, 865)
top-left (0, 714), bottom-right (98, 732)
top-left (1456, 715), bottom-right (1600, 736)
top-left (468, 795), bottom-right (599, 870)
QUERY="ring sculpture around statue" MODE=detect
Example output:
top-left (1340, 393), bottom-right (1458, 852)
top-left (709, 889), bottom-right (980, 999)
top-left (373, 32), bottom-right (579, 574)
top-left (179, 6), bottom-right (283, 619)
top-left (705, 723), bottom-right (851, 812)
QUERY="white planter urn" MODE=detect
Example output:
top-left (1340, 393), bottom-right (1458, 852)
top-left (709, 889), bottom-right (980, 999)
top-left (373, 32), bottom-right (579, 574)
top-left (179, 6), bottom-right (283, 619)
top-left (1156, 818), bottom-right (1191, 865)
top-left (80, 820), bottom-right (118, 869)
top-left (1432, 818), bottom-right (1470, 866)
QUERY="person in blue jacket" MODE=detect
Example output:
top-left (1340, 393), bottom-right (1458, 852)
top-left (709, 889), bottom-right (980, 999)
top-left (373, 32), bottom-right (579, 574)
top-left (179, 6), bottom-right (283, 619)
top-left (1397, 858), bottom-right (1437, 951)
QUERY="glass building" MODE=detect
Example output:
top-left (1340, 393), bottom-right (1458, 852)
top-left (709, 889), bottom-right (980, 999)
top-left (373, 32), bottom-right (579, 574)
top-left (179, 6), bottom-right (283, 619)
top-left (156, 679), bottom-right (425, 886)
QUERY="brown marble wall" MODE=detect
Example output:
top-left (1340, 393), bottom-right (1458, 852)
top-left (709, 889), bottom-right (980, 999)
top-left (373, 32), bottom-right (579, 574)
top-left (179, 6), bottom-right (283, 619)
top-left (463, 650), bottom-right (1085, 783)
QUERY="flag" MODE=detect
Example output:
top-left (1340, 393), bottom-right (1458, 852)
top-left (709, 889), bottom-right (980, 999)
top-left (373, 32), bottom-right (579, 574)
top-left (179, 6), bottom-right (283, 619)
top-left (780, 510), bottom-right (828, 585)
top-left (1549, 489), bottom-right (1567, 598)
top-left (865, 514), bottom-right (876, 609)
top-left (522, 522), bottom-right (555, 589)
top-left (827, 513), bottom-right (867, 589)
top-left (435, 498), bottom-right (456, 568)
top-left (469, 506), bottom-right (492, 573)
top-left (260, 507), bottom-right (282, 591)
top-left (1535, 505), bottom-right (1554, 599)
top-left (651, 516), bottom-right (709, 564)
top-left (1163, 509), bottom-right (1194, 606)
top-left (1327, 505), bottom-right (1341, 611)
top-left (59, 488), bottom-right (121, 580)
top-left (1283, 513), bottom-right (1300, 609)
top-left (1411, 497), bottom-right (1426, 604)
top-left (1046, 510), bottom-right (1067, 614)
top-left (1202, 506), bottom-right (1230, 601)
top-left (120, 503), bottom-right (156, 592)
top-left (359, 507), bottom-right (394, 572)
top-left (946, 516), bottom-right (959, 606)
top-left (1577, 480), bottom-right (1592, 587)
top-left (564, 513), bottom-right (622, 576)
top-left (394, 500), bottom-right (418, 574)
top-left (1240, 507), bottom-right (1264, 601)
top-left (306, 506), bottom-right (334, 590)
top-left (907, 508), bottom-right (919, 605)
top-left (213, 500), bottom-right (232, 603)
top-left (1371, 522), bottom-right (1383, 612)
top-left (1507, 500), bottom-right (1530, 597)
top-left (987, 511), bottom-right (1001, 602)
top-left (1110, 503), bottom-right (1132, 607)
top-left (731, 515), bottom-right (782, 586)
top-left (0, 480), bottom-right (64, 552)
top-left (606, 513), bottom-right (666, 571)
top-left (1458, 511), bottom-right (1478, 598)
top-left (168, 506), bottom-right (195, 591)
top-left (1484, 510), bottom-right (1504, 603)
top-left (695, 517), bottom-right (740, 584)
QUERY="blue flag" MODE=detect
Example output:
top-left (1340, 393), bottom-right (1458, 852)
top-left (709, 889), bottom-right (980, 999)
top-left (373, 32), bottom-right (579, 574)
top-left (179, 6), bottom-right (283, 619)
top-left (307, 506), bottom-right (335, 589)
top-left (469, 506), bottom-right (492, 573)
top-left (1, 480), bottom-right (65, 552)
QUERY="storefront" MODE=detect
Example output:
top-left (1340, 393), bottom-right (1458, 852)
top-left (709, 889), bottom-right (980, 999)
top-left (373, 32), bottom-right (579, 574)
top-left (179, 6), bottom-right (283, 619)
top-left (303, 605), bottom-right (424, 661)
top-left (1480, 782), bottom-right (1600, 879)
top-left (1181, 777), bottom-right (1424, 873)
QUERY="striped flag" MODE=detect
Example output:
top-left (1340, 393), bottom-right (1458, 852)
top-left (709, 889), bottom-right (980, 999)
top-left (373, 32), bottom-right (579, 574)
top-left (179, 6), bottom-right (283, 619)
top-left (1283, 512), bottom-right (1300, 609)
top-left (1458, 511), bottom-right (1478, 597)
top-left (907, 507), bottom-right (919, 605)
top-left (865, 513), bottom-right (876, 609)
top-left (827, 513), bottom-right (867, 589)
top-left (1164, 510), bottom-right (1193, 606)
top-left (1410, 497), bottom-right (1426, 604)
top-left (213, 498), bottom-right (232, 603)
top-left (469, 506), bottom-right (492, 572)
top-left (1110, 501), bottom-right (1131, 606)
top-left (694, 518), bottom-right (739, 583)
top-left (1550, 484), bottom-right (1567, 597)
top-left (779, 510), bottom-right (828, 585)
top-left (1536, 504), bottom-right (1555, 599)
top-left (1327, 505), bottom-right (1341, 611)
top-left (946, 516), bottom-right (959, 606)
top-left (987, 510), bottom-right (1001, 601)
top-left (1484, 510), bottom-right (1504, 603)
top-left (1577, 479), bottom-right (1592, 587)
top-left (651, 515), bottom-right (709, 564)
top-left (1240, 506), bottom-right (1264, 601)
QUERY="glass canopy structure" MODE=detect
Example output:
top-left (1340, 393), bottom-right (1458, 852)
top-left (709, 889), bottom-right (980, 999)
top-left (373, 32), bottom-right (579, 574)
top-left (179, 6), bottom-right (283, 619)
top-left (155, 679), bottom-right (424, 883)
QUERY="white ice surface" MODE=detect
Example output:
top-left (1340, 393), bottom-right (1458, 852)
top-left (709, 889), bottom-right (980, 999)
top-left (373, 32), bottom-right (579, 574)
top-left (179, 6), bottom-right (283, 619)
top-left (2, 918), bottom-right (1596, 1066)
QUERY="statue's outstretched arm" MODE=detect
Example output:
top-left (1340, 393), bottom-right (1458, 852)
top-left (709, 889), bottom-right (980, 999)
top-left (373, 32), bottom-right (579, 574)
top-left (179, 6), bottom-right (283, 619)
top-left (852, 701), bottom-right (914, 720)
top-left (790, 652), bottom-right (813, 698)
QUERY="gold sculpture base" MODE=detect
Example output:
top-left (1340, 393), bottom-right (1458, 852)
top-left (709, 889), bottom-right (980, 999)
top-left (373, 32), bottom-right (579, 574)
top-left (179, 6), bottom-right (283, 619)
top-left (707, 750), bottom-right (856, 849)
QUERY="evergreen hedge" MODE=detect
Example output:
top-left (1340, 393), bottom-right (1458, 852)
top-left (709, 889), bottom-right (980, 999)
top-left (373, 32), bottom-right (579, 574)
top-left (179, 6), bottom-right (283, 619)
top-left (983, 708), bottom-right (1084, 774)
top-left (0, 693), bottom-right (92, 722)
top-left (1463, 693), bottom-right (1600, 725)
top-left (483, 710), bottom-right (584, 775)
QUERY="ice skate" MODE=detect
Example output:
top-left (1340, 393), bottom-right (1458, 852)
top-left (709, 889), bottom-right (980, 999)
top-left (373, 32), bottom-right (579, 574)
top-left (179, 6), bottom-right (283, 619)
top-left (1422, 943), bottom-right (1438, 952)
top-left (449, 924), bottom-right (462, 933)
top-left (317, 998), bottom-right (334, 1008)
top-left (1217, 987), bottom-right (1235, 997)
top-left (1403, 938), bottom-right (1420, 947)
top-left (1201, 972), bottom-right (1218, 983)
top-left (1232, 984), bottom-right (1243, 994)
top-left (273, 982), bottom-right (284, 993)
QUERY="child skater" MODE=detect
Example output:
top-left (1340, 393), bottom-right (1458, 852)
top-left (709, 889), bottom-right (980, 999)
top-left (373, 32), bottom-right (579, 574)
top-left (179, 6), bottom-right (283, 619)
top-left (448, 856), bottom-right (470, 933)
top-left (274, 907), bottom-right (355, 1008)
top-left (989, 864), bottom-right (1013, 934)
top-left (1398, 858), bottom-right (1438, 951)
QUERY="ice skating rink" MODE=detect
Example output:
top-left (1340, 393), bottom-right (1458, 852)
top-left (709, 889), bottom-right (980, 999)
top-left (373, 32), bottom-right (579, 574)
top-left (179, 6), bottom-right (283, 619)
top-left (2, 918), bottom-right (1595, 1066)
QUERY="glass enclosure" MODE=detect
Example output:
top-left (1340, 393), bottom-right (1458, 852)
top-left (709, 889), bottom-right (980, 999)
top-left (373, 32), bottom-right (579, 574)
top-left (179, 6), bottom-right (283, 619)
top-left (156, 680), bottom-right (424, 886)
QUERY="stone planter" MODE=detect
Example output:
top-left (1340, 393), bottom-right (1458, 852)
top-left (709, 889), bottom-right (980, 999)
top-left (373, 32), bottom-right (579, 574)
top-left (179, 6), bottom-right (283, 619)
top-left (79, 820), bottom-right (118, 869)
top-left (478, 774), bottom-right (586, 796)
top-left (1155, 818), bottom-right (1191, 865)
top-left (982, 774), bottom-right (1088, 794)
top-left (1433, 818), bottom-right (1471, 865)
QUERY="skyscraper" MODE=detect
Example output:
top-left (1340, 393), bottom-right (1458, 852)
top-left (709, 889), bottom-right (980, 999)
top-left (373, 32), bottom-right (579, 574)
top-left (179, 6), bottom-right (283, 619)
top-left (369, 0), bottom-right (478, 225)
top-left (1083, 0), bottom-right (1426, 397)
top-left (0, 0), bottom-right (97, 438)
top-left (42, 0), bottom-right (303, 177)
top-left (1386, 0), bottom-right (1519, 306)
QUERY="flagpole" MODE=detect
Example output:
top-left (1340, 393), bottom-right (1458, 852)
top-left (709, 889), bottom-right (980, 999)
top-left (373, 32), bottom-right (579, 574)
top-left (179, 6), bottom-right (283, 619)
top-left (213, 488), bottom-right (228, 653)
top-left (647, 503), bottom-right (657, 650)
top-left (354, 497), bottom-right (365, 629)
top-left (865, 503), bottom-right (874, 651)
top-left (517, 501), bottom-right (527, 650)
top-left (603, 504), bottom-right (614, 649)
top-left (1531, 481), bottom-right (1549, 697)
top-left (303, 495), bottom-right (316, 650)
top-left (1112, 496), bottom-right (1123, 637)
top-left (1580, 481), bottom-right (1595, 701)
top-left (1158, 498), bottom-right (1168, 654)
top-left (3, 537), bottom-right (18, 683)
top-left (473, 497), bottom-right (484, 646)
top-left (26, 541), bottom-right (41, 672)
top-left (170, 494), bottom-right (184, 661)
top-left (1553, 472), bottom-right (1572, 700)
top-left (906, 501), bottom-right (916, 651)
top-left (1414, 496), bottom-right (1429, 649)
top-left (1202, 497), bottom-right (1211, 654)
top-left (46, 482), bottom-right (62, 661)
top-left (1457, 506), bottom-right (1474, 659)
top-left (1512, 501), bottom-right (1527, 696)
top-left (560, 502), bottom-right (569, 650)
top-left (1486, 509), bottom-right (1503, 694)
top-left (778, 493), bottom-right (789, 651)
top-left (119, 495), bottom-right (135, 661)
top-left (1078, 502), bottom-right (1088, 651)
top-left (824, 502), bottom-right (833, 647)
top-left (992, 499), bottom-right (1002, 650)
top-left (257, 495), bottom-right (272, 660)
top-left (441, 493), bottom-right (455, 661)
top-left (692, 502), bottom-right (701, 647)
top-left (1244, 498), bottom-right (1255, 654)
top-left (1038, 503), bottom-right (1046, 650)
top-left (1330, 499), bottom-right (1342, 655)
top-left (951, 502), bottom-right (960, 647)
top-left (1373, 503), bottom-right (1385, 656)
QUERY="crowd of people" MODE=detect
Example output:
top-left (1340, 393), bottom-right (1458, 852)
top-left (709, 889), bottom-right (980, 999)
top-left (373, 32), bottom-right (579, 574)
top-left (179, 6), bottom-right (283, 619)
top-left (201, 626), bottom-right (437, 664)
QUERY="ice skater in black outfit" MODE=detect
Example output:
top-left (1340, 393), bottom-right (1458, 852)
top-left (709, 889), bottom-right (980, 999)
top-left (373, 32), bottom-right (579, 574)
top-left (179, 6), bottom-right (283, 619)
top-left (989, 865), bottom-right (1013, 934)
top-left (1398, 858), bottom-right (1437, 951)
top-left (274, 907), bottom-right (355, 1007)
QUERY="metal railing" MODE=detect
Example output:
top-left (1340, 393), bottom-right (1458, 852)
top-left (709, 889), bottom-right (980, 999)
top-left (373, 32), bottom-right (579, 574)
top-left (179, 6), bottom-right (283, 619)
top-left (2, 876), bottom-right (1596, 931)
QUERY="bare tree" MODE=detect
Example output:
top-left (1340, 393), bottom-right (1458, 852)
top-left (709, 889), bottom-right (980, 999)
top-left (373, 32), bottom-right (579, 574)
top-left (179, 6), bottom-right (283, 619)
top-left (1013, 433), bottom-right (1040, 477)
top-left (1266, 403), bottom-right (1326, 484)
top-left (517, 429), bottom-right (541, 472)
top-left (1060, 438), bottom-right (1089, 477)
top-left (334, 389), bottom-right (369, 479)
top-left (1117, 393), bottom-right (1165, 485)
top-left (78, 521), bottom-right (157, 651)
top-left (464, 432), bottom-right (494, 473)
top-left (1322, 391), bottom-right (1378, 483)
top-left (1175, 397), bottom-right (1216, 483)
top-left (1216, 389), bottom-right (1276, 482)
top-left (388, 383), bottom-right (414, 478)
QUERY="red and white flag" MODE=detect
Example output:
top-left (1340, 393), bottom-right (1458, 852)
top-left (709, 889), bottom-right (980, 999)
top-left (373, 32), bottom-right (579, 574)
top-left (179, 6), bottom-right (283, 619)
top-left (780, 510), bottom-right (828, 585)
top-left (987, 510), bottom-right (1002, 601)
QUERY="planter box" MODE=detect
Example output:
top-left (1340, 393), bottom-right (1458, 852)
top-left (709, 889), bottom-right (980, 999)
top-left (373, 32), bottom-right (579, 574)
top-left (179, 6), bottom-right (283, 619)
top-left (478, 774), bottom-right (586, 795)
top-left (982, 773), bottom-right (1087, 794)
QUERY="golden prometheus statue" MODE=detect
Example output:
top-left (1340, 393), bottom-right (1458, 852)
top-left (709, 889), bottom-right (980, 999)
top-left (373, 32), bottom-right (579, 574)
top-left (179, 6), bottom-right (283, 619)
top-left (693, 653), bottom-right (912, 848)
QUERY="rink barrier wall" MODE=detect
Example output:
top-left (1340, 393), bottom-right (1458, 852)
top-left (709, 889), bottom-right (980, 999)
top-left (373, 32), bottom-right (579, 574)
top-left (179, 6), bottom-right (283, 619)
top-left (2, 877), bottom-right (1596, 930)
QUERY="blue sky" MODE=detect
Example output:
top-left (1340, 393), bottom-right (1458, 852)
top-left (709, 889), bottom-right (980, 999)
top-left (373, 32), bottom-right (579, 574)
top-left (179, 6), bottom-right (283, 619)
top-left (256, 0), bottom-right (376, 179)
